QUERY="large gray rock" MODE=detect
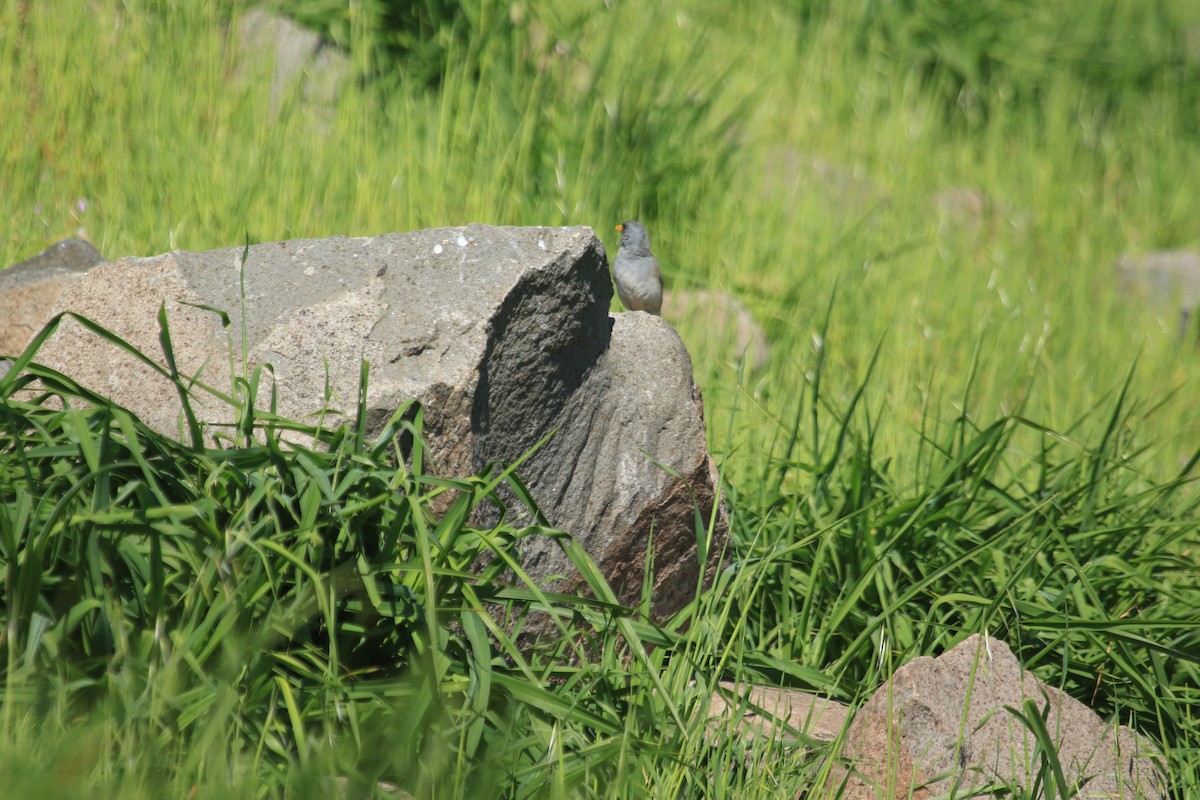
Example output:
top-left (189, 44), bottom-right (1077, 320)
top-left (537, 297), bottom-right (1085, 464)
top-left (0, 238), bottom-right (105, 357)
top-left (26, 225), bottom-right (725, 621)
top-left (829, 635), bottom-right (1166, 799)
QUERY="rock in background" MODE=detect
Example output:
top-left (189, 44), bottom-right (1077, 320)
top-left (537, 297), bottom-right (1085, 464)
top-left (12, 225), bottom-right (724, 623)
top-left (235, 7), bottom-right (353, 118)
top-left (664, 289), bottom-right (771, 373)
top-left (1116, 250), bottom-right (1200, 337)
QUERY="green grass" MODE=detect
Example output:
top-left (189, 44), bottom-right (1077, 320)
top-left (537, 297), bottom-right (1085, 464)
top-left (3, 0), bottom-right (1200, 797)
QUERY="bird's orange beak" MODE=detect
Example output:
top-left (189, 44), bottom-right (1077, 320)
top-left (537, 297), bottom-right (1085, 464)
top-left (615, 224), bottom-right (624, 232)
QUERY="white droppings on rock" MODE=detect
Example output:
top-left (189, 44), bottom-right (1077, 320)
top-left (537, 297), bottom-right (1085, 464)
top-left (433, 244), bottom-right (443, 255)
top-left (456, 235), bottom-right (468, 247)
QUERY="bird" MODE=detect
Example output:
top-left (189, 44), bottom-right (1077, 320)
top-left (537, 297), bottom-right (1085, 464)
top-left (613, 221), bottom-right (663, 315)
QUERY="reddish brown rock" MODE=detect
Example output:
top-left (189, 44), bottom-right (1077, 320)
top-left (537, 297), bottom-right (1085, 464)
top-left (827, 635), bottom-right (1165, 799)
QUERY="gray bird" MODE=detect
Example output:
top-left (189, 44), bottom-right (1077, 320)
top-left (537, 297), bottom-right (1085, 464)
top-left (613, 221), bottom-right (663, 315)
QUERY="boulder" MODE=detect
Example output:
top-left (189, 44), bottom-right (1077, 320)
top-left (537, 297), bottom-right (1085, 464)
top-left (828, 635), bottom-right (1166, 799)
top-left (0, 238), bottom-right (105, 357)
top-left (20, 225), bottom-right (725, 622)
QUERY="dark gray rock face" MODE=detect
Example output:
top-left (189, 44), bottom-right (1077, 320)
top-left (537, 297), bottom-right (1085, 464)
top-left (830, 635), bottom-right (1165, 799)
top-left (17, 226), bottom-right (724, 622)
top-left (0, 238), bottom-right (105, 357)
top-left (515, 311), bottom-right (723, 615)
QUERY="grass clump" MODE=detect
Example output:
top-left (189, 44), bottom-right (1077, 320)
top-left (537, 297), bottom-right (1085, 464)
top-left (0, 321), bottom-right (700, 797)
top-left (7, 312), bottom-right (1197, 797)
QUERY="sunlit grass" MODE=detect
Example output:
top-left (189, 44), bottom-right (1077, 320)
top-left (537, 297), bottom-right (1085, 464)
top-left (3, 0), bottom-right (1200, 797)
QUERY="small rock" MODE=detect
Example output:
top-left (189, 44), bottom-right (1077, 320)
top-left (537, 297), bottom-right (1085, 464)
top-left (931, 185), bottom-right (1032, 236)
top-left (932, 186), bottom-right (992, 232)
top-left (1116, 250), bottom-right (1200, 336)
top-left (828, 635), bottom-right (1166, 799)
top-left (1186, 23), bottom-right (1200, 64)
top-left (236, 8), bottom-right (354, 116)
top-left (761, 149), bottom-right (886, 222)
top-left (707, 681), bottom-right (849, 744)
top-left (664, 289), bottom-right (770, 372)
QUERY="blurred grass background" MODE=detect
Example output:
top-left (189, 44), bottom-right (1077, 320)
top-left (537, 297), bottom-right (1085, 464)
top-left (4, 0), bottom-right (1200, 478)
top-left (3, 0), bottom-right (1200, 797)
